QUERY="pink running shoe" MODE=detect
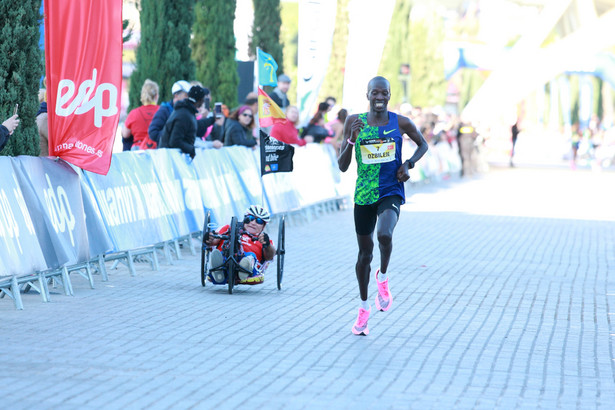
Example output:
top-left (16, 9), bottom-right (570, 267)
top-left (375, 269), bottom-right (393, 312)
top-left (351, 307), bottom-right (370, 335)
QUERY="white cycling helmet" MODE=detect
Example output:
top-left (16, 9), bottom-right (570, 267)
top-left (244, 205), bottom-right (271, 223)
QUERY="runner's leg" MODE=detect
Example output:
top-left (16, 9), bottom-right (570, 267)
top-left (354, 204), bottom-right (377, 301)
top-left (376, 209), bottom-right (398, 274)
top-left (356, 234), bottom-right (374, 301)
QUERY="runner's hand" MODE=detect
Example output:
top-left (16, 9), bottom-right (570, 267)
top-left (350, 117), bottom-right (364, 142)
top-left (396, 162), bottom-right (410, 182)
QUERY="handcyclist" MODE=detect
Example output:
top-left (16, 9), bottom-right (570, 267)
top-left (205, 205), bottom-right (276, 285)
top-left (338, 76), bottom-right (428, 335)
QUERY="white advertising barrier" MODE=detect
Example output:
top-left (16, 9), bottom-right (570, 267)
top-left (191, 148), bottom-right (235, 226)
top-left (252, 147), bottom-right (302, 214)
top-left (224, 146), bottom-right (263, 210)
top-left (289, 144), bottom-right (340, 208)
top-left (165, 149), bottom-right (206, 233)
top-left (0, 158), bottom-right (47, 277)
top-left (83, 152), bottom-right (176, 251)
top-left (80, 176), bottom-right (114, 257)
top-left (142, 149), bottom-right (191, 238)
top-left (13, 157), bottom-right (89, 270)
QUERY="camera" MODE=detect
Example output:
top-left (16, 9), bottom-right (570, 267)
top-left (214, 102), bottom-right (223, 118)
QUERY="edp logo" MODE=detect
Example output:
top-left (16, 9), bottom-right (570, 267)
top-left (56, 68), bottom-right (118, 128)
top-left (43, 174), bottom-right (76, 246)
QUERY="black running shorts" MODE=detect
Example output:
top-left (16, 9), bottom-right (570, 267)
top-left (354, 195), bottom-right (402, 235)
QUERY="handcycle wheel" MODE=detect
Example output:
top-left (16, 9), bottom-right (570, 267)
top-left (227, 216), bottom-right (239, 294)
top-left (200, 210), bottom-right (211, 287)
top-left (277, 215), bottom-right (285, 290)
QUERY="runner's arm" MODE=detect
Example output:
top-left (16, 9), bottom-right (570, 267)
top-left (338, 114), bottom-right (361, 172)
top-left (398, 115), bottom-right (428, 169)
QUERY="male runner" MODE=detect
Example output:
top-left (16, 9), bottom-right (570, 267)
top-left (338, 76), bottom-right (428, 335)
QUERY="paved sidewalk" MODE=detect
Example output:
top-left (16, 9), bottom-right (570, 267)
top-left (1, 166), bottom-right (614, 409)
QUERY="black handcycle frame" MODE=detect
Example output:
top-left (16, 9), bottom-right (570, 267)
top-left (200, 211), bottom-right (285, 294)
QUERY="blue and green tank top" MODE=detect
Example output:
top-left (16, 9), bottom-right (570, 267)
top-left (354, 111), bottom-right (405, 206)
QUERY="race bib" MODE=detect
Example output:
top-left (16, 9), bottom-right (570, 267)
top-left (359, 137), bottom-right (396, 164)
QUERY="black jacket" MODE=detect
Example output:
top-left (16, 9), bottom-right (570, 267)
top-left (159, 99), bottom-right (198, 158)
top-left (0, 125), bottom-right (10, 152)
top-left (223, 119), bottom-right (256, 147)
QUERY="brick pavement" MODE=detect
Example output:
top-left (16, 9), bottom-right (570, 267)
top-left (1, 166), bottom-right (614, 409)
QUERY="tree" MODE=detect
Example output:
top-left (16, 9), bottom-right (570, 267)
top-left (128, 0), bottom-right (195, 112)
top-left (250, 0), bottom-right (284, 75)
top-left (318, 0), bottom-right (350, 106)
top-left (0, 0), bottom-right (44, 156)
top-left (378, 0), bottom-right (413, 108)
top-left (280, 1), bottom-right (299, 104)
top-left (192, 0), bottom-right (238, 108)
top-left (408, 6), bottom-right (447, 108)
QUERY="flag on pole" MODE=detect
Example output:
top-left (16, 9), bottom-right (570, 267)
top-left (257, 48), bottom-right (278, 86)
top-left (258, 88), bottom-right (288, 127)
top-left (260, 130), bottom-right (294, 175)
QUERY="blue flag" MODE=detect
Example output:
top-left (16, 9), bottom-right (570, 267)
top-left (258, 48), bottom-right (278, 86)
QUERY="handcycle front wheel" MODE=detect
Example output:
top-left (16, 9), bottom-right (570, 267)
top-left (277, 215), bottom-right (285, 290)
top-left (200, 210), bottom-right (212, 287)
top-left (227, 216), bottom-right (239, 294)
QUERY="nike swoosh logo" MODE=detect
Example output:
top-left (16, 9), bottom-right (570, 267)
top-left (392, 204), bottom-right (399, 210)
top-left (378, 294), bottom-right (390, 308)
top-left (383, 129), bottom-right (395, 135)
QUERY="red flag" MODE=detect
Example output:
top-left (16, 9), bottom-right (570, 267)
top-left (258, 88), bottom-right (288, 128)
top-left (45, 0), bottom-right (123, 175)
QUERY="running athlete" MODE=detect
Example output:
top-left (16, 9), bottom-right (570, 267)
top-left (338, 76), bottom-right (428, 335)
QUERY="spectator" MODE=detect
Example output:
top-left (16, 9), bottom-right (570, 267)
top-left (270, 106), bottom-right (313, 146)
top-left (148, 80), bottom-right (191, 145)
top-left (224, 105), bottom-right (257, 148)
top-left (158, 85), bottom-right (207, 159)
top-left (122, 79), bottom-right (160, 150)
top-left (301, 112), bottom-right (331, 143)
top-left (457, 121), bottom-right (478, 177)
top-left (324, 96), bottom-right (336, 122)
top-left (207, 104), bottom-right (228, 144)
top-left (0, 113), bottom-right (20, 153)
top-left (327, 108), bottom-right (348, 154)
top-left (244, 94), bottom-right (260, 137)
top-left (37, 85), bottom-right (49, 156)
top-left (270, 74), bottom-right (291, 113)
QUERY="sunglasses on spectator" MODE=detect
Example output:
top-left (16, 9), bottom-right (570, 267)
top-left (244, 215), bottom-right (265, 225)
top-left (241, 113), bottom-right (253, 118)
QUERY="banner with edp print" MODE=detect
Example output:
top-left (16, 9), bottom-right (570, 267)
top-left (45, 0), bottom-right (123, 175)
top-left (13, 157), bottom-right (89, 269)
top-left (0, 158), bottom-right (47, 277)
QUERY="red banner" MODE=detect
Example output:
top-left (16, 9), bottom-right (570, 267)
top-left (45, 0), bottom-right (122, 175)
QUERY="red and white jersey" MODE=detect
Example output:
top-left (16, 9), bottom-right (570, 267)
top-left (215, 224), bottom-right (274, 263)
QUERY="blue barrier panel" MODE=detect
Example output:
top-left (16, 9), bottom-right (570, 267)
top-left (166, 149), bottom-right (206, 232)
top-left (83, 152), bottom-right (170, 250)
top-left (80, 175), bottom-right (114, 256)
top-left (224, 146), bottom-right (266, 210)
top-left (192, 148), bottom-right (235, 225)
top-left (144, 149), bottom-right (191, 237)
top-left (289, 144), bottom-right (339, 207)
top-left (13, 157), bottom-right (89, 269)
top-left (252, 148), bottom-right (301, 214)
top-left (0, 158), bottom-right (47, 276)
top-left (214, 148), bottom-right (257, 217)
